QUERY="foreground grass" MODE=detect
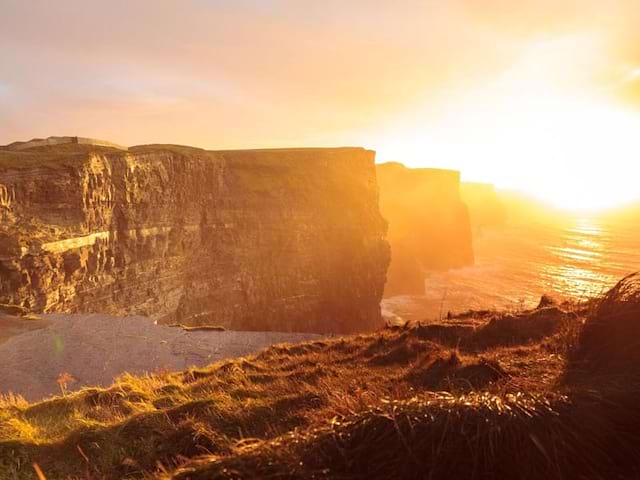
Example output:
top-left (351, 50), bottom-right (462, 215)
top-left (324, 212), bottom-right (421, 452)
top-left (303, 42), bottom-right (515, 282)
top-left (2, 284), bottom-right (638, 479)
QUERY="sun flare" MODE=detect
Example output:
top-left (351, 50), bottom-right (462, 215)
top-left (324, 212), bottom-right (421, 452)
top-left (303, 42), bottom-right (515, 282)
top-left (373, 37), bottom-right (640, 211)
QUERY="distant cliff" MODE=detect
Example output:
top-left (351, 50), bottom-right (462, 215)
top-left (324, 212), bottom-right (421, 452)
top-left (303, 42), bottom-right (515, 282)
top-left (460, 182), bottom-right (506, 233)
top-left (376, 162), bottom-right (473, 297)
top-left (0, 141), bottom-right (390, 333)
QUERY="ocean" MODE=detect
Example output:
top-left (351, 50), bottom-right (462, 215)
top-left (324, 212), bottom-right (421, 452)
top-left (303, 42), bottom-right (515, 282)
top-left (382, 214), bottom-right (640, 323)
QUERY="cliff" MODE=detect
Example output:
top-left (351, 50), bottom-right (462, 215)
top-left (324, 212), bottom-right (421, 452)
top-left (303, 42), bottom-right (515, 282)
top-left (376, 162), bottom-right (473, 297)
top-left (0, 141), bottom-right (390, 333)
top-left (460, 182), bottom-right (506, 233)
top-left (4, 136), bottom-right (128, 151)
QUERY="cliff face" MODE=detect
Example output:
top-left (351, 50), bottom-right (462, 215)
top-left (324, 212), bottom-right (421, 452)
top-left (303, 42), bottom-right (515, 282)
top-left (460, 182), bottom-right (506, 233)
top-left (376, 162), bottom-right (473, 297)
top-left (0, 143), bottom-right (390, 333)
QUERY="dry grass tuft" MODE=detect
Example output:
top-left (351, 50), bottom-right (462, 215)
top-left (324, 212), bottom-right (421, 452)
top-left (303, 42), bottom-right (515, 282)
top-left (3, 276), bottom-right (640, 479)
top-left (573, 272), bottom-right (640, 375)
top-left (406, 351), bottom-right (508, 391)
top-left (469, 307), bottom-right (570, 349)
top-left (166, 389), bottom-right (640, 480)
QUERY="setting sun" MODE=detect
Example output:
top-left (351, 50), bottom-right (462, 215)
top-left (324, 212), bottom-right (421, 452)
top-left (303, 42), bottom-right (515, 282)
top-left (371, 36), bottom-right (640, 211)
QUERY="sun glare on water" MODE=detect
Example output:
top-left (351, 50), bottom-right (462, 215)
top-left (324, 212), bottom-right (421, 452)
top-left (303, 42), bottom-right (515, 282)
top-left (374, 37), bottom-right (640, 212)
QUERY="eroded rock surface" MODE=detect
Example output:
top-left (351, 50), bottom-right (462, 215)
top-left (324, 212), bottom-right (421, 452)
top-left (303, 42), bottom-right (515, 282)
top-left (0, 143), bottom-right (389, 333)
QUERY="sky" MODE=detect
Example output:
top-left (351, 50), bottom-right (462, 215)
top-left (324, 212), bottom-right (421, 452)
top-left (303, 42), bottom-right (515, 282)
top-left (2, 0), bottom-right (640, 209)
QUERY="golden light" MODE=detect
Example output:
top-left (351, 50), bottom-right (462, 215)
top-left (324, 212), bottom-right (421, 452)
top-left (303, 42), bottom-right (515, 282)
top-left (372, 36), bottom-right (640, 212)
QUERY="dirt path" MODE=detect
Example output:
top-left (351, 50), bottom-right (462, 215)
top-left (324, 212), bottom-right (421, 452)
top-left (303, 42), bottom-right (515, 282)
top-left (0, 314), bottom-right (322, 401)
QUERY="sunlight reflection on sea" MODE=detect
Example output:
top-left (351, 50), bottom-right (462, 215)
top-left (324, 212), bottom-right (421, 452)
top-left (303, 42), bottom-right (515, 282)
top-left (382, 215), bottom-right (640, 323)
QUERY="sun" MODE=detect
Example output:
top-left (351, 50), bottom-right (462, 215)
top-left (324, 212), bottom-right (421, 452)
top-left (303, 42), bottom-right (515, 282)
top-left (500, 95), bottom-right (640, 212)
top-left (372, 37), bottom-right (640, 212)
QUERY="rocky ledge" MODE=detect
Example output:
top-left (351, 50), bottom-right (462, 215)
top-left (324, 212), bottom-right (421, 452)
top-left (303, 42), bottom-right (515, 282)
top-left (0, 140), bottom-right (390, 333)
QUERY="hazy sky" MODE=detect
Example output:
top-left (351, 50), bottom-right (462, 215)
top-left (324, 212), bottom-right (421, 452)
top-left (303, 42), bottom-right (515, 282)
top-left (2, 1), bottom-right (640, 208)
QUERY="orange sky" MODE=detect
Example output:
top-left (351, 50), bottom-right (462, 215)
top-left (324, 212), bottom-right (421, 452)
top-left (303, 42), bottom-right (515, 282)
top-left (2, 1), bottom-right (640, 209)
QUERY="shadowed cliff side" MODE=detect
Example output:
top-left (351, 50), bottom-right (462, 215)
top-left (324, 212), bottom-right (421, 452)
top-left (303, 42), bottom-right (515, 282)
top-left (0, 140), bottom-right (390, 333)
top-left (376, 162), bottom-right (474, 297)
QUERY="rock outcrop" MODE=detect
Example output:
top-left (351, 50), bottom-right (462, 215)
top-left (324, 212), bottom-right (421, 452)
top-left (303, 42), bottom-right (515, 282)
top-left (376, 162), bottom-right (473, 297)
top-left (0, 141), bottom-right (390, 333)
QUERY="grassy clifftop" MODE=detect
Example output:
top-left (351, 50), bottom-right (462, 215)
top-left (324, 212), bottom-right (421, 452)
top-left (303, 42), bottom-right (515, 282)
top-left (2, 275), bottom-right (640, 479)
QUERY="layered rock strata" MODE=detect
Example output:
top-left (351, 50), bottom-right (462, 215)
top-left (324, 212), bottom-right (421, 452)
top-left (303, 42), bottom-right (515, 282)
top-left (0, 142), bottom-right (389, 333)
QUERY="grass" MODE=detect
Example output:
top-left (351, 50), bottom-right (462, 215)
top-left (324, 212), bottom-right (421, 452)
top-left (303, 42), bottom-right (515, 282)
top-left (571, 272), bottom-right (640, 374)
top-left (1, 276), bottom-right (639, 479)
top-left (0, 145), bottom-right (125, 170)
top-left (167, 386), bottom-right (640, 480)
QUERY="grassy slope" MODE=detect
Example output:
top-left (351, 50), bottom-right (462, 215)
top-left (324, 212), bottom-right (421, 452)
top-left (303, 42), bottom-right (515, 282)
top-left (0, 303), bottom-right (587, 480)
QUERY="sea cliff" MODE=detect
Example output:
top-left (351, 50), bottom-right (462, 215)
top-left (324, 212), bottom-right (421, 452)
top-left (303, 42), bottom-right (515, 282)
top-left (460, 181), bottom-right (506, 232)
top-left (0, 141), bottom-right (390, 333)
top-left (377, 162), bottom-right (474, 296)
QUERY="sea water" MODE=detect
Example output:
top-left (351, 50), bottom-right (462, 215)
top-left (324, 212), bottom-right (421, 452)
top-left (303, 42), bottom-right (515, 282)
top-left (382, 214), bottom-right (640, 323)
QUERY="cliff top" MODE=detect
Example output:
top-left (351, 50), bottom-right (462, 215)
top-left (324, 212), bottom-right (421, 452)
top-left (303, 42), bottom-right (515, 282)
top-left (1, 136), bottom-right (128, 152)
top-left (0, 144), bottom-right (127, 170)
top-left (376, 162), bottom-right (462, 194)
top-left (377, 161), bottom-right (461, 180)
top-left (132, 144), bottom-right (374, 159)
top-left (1, 138), bottom-right (370, 155)
top-left (0, 140), bottom-right (374, 168)
top-left (132, 144), bottom-right (369, 151)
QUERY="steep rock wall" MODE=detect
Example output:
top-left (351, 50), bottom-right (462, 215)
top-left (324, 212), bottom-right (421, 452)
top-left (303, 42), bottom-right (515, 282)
top-left (0, 144), bottom-right (390, 333)
top-left (376, 162), bottom-right (473, 297)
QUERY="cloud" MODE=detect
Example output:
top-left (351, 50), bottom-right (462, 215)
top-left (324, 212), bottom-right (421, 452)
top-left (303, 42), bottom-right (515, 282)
top-left (0, 82), bottom-right (11, 99)
top-left (614, 71), bottom-right (640, 108)
top-left (1, 0), bottom-right (640, 150)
